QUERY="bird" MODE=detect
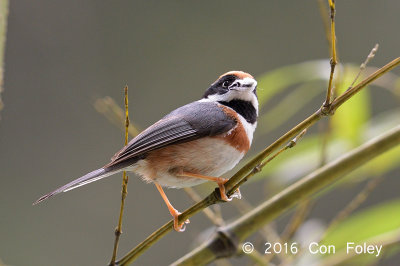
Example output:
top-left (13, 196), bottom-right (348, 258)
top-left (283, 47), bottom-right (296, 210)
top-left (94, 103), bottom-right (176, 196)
top-left (34, 71), bottom-right (258, 232)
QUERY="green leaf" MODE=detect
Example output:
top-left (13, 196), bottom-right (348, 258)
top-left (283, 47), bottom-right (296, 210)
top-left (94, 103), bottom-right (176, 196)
top-left (343, 109), bottom-right (400, 182)
top-left (257, 60), bottom-right (330, 107)
top-left (322, 199), bottom-right (400, 248)
top-left (257, 82), bottom-right (323, 135)
top-left (319, 200), bottom-right (400, 264)
top-left (331, 65), bottom-right (371, 144)
top-left (252, 136), bottom-right (352, 186)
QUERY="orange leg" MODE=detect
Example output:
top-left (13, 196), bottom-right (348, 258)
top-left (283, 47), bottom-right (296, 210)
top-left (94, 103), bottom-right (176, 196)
top-left (155, 183), bottom-right (189, 232)
top-left (178, 172), bottom-right (241, 202)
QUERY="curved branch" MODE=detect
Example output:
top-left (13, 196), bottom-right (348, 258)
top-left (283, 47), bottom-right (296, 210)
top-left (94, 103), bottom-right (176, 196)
top-left (172, 124), bottom-right (400, 265)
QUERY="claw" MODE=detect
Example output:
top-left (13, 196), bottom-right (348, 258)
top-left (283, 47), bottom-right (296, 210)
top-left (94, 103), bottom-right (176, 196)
top-left (217, 179), bottom-right (242, 201)
top-left (230, 188), bottom-right (242, 200)
top-left (172, 211), bottom-right (190, 232)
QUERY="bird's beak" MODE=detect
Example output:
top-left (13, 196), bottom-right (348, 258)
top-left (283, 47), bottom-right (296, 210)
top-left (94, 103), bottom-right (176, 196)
top-left (229, 77), bottom-right (257, 92)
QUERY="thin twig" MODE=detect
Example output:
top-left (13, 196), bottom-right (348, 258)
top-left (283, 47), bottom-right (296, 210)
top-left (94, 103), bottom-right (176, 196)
top-left (115, 57), bottom-right (400, 265)
top-left (318, 0), bottom-right (342, 99)
top-left (109, 86), bottom-right (130, 266)
top-left (323, 0), bottom-right (337, 107)
top-left (330, 57), bottom-right (400, 111)
top-left (348, 44), bottom-right (379, 90)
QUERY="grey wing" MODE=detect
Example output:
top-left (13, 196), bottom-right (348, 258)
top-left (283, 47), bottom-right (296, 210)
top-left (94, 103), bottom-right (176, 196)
top-left (105, 101), bottom-right (237, 169)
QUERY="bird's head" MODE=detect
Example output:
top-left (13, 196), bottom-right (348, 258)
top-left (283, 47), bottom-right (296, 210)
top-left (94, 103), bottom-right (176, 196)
top-left (202, 71), bottom-right (258, 122)
top-left (203, 71), bottom-right (257, 106)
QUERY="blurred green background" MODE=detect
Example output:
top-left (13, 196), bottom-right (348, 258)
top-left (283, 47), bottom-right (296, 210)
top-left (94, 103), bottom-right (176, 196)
top-left (0, 1), bottom-right (399, 265)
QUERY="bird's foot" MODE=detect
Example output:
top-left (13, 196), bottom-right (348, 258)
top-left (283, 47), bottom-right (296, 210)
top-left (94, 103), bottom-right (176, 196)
top-left (171, 209), bottom-right (190, 232)
top-left (216, 179), bottom-right (241, 201)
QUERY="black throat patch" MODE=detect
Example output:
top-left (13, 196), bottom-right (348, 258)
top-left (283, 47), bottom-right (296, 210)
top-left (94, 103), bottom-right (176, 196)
top-left (218, 99), bottom-right (257, 124)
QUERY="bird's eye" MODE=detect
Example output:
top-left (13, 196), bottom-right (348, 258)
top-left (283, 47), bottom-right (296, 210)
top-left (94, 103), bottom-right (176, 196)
top-left (222, 81), bottom-right (230, 88)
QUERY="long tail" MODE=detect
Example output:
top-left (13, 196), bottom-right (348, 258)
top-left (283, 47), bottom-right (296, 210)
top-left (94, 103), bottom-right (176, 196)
top-left (33, 168), bottom-right (120, 205)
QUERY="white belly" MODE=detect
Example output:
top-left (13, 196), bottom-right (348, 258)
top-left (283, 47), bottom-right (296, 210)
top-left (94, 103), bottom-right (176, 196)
top-left (128, 137), bottom-right (245, 188)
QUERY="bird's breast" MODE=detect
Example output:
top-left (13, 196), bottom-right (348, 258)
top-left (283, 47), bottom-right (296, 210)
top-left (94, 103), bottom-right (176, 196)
top-left (128, 135), bottom-right (247, 188)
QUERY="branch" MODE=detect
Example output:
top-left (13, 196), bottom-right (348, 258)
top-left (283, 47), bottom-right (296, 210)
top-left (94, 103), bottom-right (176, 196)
top-left (172, 124), bottom-right (400, 265)
top-left (115, 58), bottom-right (400, 265)
top-left (324, 0), bottom-right (337, 107)
top-left (349, 44), bottom-right (379, 89)
top-left (109, 86), bottom-right (130, 265)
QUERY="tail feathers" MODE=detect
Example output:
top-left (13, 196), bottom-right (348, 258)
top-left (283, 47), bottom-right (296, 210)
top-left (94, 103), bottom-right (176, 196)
top-left (33, 168), bottom-right (117, 205)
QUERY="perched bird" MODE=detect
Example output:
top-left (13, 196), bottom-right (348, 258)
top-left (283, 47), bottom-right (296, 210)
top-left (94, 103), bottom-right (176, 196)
top-left (34, 71), bottom-right (258, 231)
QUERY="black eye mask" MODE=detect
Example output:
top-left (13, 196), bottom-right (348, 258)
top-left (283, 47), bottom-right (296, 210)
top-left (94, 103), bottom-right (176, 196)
top-left (203, 75), bottom-right (237, 98)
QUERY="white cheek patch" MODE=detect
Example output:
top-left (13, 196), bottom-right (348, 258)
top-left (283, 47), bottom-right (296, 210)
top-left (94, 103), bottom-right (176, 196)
top-left (200, 78), bottom-right (259, 115)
